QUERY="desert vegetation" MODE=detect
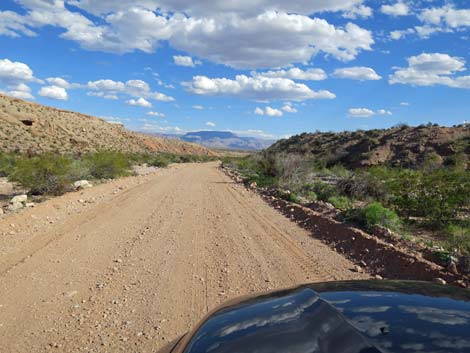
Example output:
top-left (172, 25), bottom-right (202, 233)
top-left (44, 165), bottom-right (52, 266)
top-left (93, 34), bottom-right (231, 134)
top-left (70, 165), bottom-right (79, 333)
top-left (0, 151), bottom-right (217, 196)
top-left (223, 144), bottom-right (470, 257)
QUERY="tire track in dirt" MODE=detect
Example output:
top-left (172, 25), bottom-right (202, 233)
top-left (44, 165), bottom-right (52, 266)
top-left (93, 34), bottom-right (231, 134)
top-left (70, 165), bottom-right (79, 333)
top-left (0, 162), bottom-right (368, 352)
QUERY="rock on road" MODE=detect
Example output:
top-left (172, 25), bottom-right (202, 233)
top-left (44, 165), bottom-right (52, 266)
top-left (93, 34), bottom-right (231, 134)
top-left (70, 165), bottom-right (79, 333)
top-left (0, 162), bottom-right (367, 352)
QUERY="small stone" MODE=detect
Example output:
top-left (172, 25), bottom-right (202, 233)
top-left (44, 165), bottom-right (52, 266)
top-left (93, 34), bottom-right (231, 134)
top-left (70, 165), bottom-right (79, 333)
top-left (433, 278), bottom-right (446, 285)
top-left (447, 263), bottom-right (458, 275)
top-left (374, 275), bottom-right (383, 280)
top-left (10, 194), bottom-right (27, 204)
top-left (7, 202), bottom-right (24, 212)
top-left (352, 265), bottom-right (363, 273)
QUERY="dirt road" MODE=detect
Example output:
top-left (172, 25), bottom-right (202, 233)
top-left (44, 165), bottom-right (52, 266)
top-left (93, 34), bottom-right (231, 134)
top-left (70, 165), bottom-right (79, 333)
top-left (0, 162), bottom-right (367, 352)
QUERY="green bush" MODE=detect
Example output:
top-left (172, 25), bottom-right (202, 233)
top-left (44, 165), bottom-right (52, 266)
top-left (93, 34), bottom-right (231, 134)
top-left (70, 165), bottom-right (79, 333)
top-left (9, 154), bottom-right (74, 195)
top-left (83, 151), bottom-right (131, 179)
top-left (327, 196), bottom-right (352, 210)
top-left (444, 224), bottom-right (470, 254)
top-left (277, 189), bottom-right (300, 203)
top-left (0, 152), bottom-right (17, 177)
top-left (363, 202), bottom-right (401, 231)
top-left (311, 181), bottom-right (337, 201)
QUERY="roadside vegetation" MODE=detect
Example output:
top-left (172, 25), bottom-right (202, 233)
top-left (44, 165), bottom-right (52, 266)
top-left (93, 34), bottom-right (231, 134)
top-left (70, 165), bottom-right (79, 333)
top-left (223, 151), bottom-right (470, 256)
top-left (0, 151), bottom-right (217, 196)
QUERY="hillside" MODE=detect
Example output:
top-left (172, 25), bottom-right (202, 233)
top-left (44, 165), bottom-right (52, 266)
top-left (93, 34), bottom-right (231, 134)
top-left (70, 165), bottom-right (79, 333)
top-left (156, 131), bottom-right (275, 150)
top-left (0, 94), bottom-right (214, 156)
top-left (266, 124), bottom-right (470, 169)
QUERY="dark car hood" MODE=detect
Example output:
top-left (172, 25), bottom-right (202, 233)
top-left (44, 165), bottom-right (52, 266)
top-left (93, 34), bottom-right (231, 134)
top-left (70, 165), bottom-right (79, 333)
top-left (168, 280), bottom-right (470, 353)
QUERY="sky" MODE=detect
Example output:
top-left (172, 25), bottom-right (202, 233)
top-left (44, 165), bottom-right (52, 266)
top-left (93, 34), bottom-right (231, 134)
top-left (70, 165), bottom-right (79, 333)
top-left (1, 0), bottom-right (470, 140)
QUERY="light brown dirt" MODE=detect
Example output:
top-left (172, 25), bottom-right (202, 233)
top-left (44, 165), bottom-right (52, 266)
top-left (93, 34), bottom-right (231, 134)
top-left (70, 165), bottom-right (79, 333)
top-left (0, 162), bottom-right (367, 352)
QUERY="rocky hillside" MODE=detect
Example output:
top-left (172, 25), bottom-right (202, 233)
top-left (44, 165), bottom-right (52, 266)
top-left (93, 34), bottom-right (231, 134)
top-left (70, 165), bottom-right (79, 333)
top-left (267, 124), bottom-right (470, 169)
top-left (0, 94), bottom-right (214, 156)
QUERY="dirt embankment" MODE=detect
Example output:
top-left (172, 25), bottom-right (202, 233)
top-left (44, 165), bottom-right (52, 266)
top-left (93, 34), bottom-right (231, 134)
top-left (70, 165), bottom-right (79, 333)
top-left (0, 162), bottom-right (366, 353)
top-left (222, 167), bottom-right (469, 288)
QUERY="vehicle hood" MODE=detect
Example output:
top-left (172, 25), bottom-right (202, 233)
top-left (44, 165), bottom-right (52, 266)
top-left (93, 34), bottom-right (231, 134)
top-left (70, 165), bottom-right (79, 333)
top-left (169, 280), bottom-right (470, 353)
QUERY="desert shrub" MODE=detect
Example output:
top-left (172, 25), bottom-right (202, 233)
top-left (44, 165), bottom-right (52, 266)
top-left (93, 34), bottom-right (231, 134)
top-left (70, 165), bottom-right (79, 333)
top-left (277, 189), bottom-right (300, 203)
top-left (311, 181), bottom-right (338, 201)
top-left (387, 169), bottom-right (469, 227)
top-left (83, 151), bottom-right (131, 179)
top-left (0, 152), bottom-right (17, 177)
top-left (327, 196), bottom-right (352, 210)
top-left (337, 172), bottom-right (387, 201)
top-left (444, 224), bottom-right (470, 254)
top-left (363, 202), bottom-right (401, 231)
top-left (9, 154), bottom-right (74, 195)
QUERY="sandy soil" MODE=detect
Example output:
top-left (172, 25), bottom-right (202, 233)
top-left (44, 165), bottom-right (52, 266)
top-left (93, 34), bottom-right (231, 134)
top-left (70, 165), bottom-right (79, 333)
top-left (0, 162), bottom-right (367, 352)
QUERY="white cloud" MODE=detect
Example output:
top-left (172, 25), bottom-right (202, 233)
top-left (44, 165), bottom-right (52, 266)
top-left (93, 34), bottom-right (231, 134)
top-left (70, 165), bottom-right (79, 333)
top-left (46, 77), bottom-right (81, 89)
top-left (147, 111), bottom-right (165, 117)
top-left (254, 106), bottom-right (283, 117)
top-left (0, 10), bottom-right (36, 38)
top-left (342, 5), bottom-right (373, 19)
top-left (265, 106), bottom-right (283, 117)
top-left (281, 103), bottom-right (298, 113)
top-left (254, 68), bottom-right (327, 81)
top-left (38, 85), bottom-right (68, 100)
top-left (184, 75), bottom-right (335, 102)
top-left (0, 58), bottom-right (38, 85)
top-left (381, 2), bottom-right (409, 16)
top-left (389, 53), bottom-right (470, 88)
top-left (390, 5), bottom-right (470, 41)
top-left (254, 107), bottom-right (264, 115)
top-left (171, 12), bottom-right (374, 68)
top-left (87, 91), bottom-right (118, 100)
top-left (4, 2), bottom-right (374, 69)
top-left (173, 55), bottom-right (201, 67)
top-left (126, 97), bottom-right (152, 108)
top-left (192, 105), bottom-right (204, 110)
top-left (87, 78), bottom-right (174, 102)
top-left (333, 67), bottom-right (381, 80)
top-left (400, 102), bottom-right (410, 106)
top-left (205, 121), bottom-right (216, 127)
top-left (68, 0), bottom-right (366, 18)
top-left (2, 83), bottom-right (34, 100)
top-left (419, 5), bottom-right (470, 28)
top-left (348, 108), bottom-right (392, 117)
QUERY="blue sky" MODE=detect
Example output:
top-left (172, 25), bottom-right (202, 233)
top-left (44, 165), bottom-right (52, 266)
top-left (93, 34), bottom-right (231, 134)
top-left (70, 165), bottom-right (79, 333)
top-left (1, 0), bottom-right (470, 139)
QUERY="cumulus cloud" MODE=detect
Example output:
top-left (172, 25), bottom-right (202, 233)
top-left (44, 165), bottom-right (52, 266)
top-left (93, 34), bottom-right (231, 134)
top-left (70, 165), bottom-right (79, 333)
top-left (147, 111), bottom-right (165, 117)
top-left (173, 55), bottom-right (201, 67)
top-left (254, 106), bottom-right (283, 117)
top-left (46, 77), bottom-right (81, 89)
top-left (192, 105), bottom-right (204, 110)
top-left (2, 83), bottom-right (34, 100)
top-left (381, 2), bottom-right (409, 16)
top-left (0, 10), bottom-right (36, 37)
top-left (333, 66), bottom-right (381, 80)
top-left (87, 78), bottom-right (174, 101)
top-left (342, 5), bottom-right (373, 19)
top-left (0, 58), bottom-right (39, 85)
top-left (184, 75), bottom-right (335, 102)
top-left (126, 97), bottom-right (152, 108)
top-left (68, 0), bottom-right (366, 18)
top-left (205, 121), bottom-right (216, 127)
top-left (254, 68), bottom-right (327, 81)
top-left (281, 103), bottom-right (298, 113)
top-left (419, 5), bottom-right (470, 28)
top-left (38, 85), bottom-right (68, 100)
top-left (389, 53), bottom-right (470, 88)
top-left (3, 2), bottom-right (374, 69)
top-left (390, 5), bottom-right (470, 41)
top-left (348, 107), bottom-right (391, 117)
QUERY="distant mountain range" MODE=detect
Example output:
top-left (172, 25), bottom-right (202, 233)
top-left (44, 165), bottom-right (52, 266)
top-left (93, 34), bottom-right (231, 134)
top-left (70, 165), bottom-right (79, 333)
top-left (155, 131), bottom-right (276, 151)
